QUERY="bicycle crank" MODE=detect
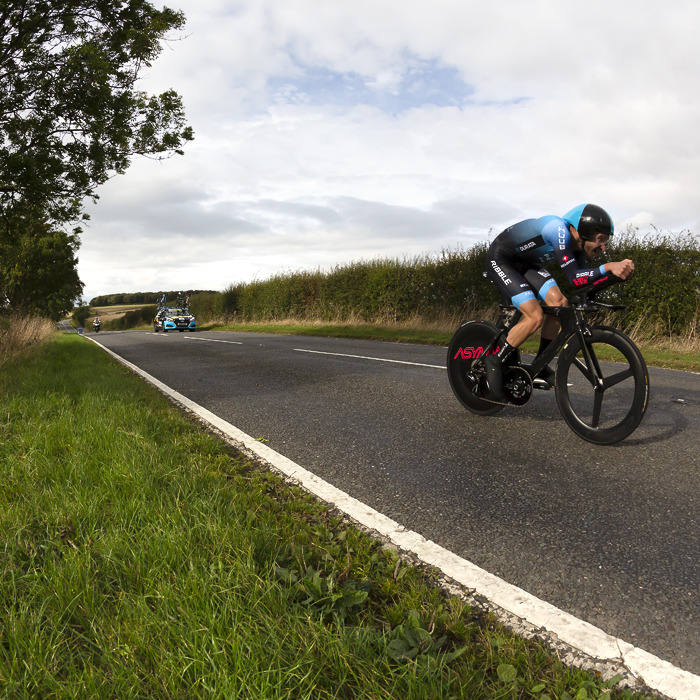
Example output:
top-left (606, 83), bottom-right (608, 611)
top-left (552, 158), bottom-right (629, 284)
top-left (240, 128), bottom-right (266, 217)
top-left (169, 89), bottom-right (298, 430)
top-left (468, 365), bottom-right (533, 407)
top-left (503, 366), bottom-right (533, 406)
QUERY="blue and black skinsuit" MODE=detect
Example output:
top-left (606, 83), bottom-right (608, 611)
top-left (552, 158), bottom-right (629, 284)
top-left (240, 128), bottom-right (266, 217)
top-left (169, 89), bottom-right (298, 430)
top-left (485, 211), bottom-right (609, 308)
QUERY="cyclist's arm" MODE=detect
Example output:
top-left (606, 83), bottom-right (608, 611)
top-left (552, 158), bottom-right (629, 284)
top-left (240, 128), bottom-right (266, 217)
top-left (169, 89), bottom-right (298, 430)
top-left (602, 259), bottom-right (634, 279)
top-left (565, 249), bottom-right (609, 288)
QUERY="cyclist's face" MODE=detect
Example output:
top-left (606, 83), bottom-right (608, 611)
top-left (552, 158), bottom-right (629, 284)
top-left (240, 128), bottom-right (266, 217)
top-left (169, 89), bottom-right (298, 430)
top-left (584, 233), bottom-right (610, 257)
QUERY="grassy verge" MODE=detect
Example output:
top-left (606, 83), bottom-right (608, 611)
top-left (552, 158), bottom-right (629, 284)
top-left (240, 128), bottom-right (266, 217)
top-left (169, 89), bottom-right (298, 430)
top-left (203, 320), bottom-right (454, 346)
top-left (0, 334), bottom-right (653, 699)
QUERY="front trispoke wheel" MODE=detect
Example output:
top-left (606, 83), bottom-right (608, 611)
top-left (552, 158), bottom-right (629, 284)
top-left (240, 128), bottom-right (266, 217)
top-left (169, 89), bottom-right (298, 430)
top-left (603, 367), bottom-right (634, 389)
top-left (591, 389), bottom-right (603, 428)
top-left (555, 327), bottom-right (649, 445)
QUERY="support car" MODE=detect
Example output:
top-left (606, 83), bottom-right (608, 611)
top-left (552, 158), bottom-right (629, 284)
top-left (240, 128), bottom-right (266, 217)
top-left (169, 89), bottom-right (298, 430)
top-left (154, 307), bottom-right (196, 333)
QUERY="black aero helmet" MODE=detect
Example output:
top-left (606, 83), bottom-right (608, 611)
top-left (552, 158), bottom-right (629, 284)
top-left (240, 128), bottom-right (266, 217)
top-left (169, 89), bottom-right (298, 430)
top-left (562, 204), bottom-right (614, 241)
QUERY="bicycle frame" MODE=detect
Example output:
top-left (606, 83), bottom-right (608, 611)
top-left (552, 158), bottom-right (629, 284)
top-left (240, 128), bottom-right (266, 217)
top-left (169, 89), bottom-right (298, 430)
top-left (475, 282), bottom-right (628, 382)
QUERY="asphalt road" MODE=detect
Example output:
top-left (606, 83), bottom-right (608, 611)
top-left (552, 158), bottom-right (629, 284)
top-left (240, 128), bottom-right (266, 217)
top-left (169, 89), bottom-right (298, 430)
top-left (90, 328), bottom-right (700, 676)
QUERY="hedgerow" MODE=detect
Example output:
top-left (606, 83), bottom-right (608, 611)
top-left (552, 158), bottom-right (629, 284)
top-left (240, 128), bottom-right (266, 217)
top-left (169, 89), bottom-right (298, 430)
top-left (220, 244), bottom-right (498, 323)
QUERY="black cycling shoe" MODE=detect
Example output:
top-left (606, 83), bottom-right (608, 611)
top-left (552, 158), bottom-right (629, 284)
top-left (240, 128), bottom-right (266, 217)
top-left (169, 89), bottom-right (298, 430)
top-left (537, 365), bottom-right (556, 387)
top-left (483, 354), bottom-right (506, 401)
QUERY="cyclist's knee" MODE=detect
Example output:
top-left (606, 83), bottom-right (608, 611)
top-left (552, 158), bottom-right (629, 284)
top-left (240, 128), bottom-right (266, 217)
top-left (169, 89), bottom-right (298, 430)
top-left (544, 288), bottom-right (567, 308)
top-left (529, 309), bottom-right (545, 332)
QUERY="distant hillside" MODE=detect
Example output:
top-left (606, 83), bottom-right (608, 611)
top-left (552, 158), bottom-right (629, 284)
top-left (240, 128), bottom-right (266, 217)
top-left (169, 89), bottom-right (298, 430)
top-left (89, 291), bottom-right (217, 306)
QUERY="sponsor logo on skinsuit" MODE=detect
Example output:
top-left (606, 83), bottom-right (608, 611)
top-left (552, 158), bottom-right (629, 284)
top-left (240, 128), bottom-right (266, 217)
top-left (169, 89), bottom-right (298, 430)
top-left (558, 225), bottom-right (567, 250)
top-left (574, 270), bottom-right (594, 280)
top-left (490, 261), bottom-right (512, 285)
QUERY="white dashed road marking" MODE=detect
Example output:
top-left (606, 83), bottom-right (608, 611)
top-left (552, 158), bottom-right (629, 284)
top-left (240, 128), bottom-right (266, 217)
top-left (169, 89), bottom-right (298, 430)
top-left (185, 337), bottom-right (243, 345)
top-left (294, 347), bottom-right (444, 369)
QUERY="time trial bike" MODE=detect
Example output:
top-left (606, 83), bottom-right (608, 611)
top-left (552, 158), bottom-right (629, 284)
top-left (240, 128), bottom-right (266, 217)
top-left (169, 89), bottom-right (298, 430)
top-left (447, 274), bottom-right (650, 445)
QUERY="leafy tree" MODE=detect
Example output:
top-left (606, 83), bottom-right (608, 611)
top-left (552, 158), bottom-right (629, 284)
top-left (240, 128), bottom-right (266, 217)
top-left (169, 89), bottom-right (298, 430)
top-left (72, 302), bottom-right (92, 327)
top-left (0, 209), bottom-right (84, 320)
top-left (0, 0), bottom-right (194, 225)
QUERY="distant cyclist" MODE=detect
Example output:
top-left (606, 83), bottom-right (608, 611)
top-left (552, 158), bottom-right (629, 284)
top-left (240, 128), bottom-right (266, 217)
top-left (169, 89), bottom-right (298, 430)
top-left (483, 204), bottom-right (634, 400)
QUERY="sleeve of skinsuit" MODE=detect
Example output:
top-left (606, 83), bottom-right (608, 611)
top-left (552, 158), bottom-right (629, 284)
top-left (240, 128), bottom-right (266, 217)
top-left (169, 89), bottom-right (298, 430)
top-left (541, 218), bottom-right (608, 290)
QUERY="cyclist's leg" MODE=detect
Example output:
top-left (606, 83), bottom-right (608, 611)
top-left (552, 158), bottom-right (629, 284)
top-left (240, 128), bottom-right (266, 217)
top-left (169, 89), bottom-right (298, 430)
top-left (484, 255), bottom-right (541, 398)
top-left (504, 298), bottom-right (542, 347)
top-left (517, 270), bottom-right (566, 384)
top-left (523, 266), bottom-right (566, 348)
top-left (540, 284), bottom-right (567, 340)
top-left (485, 255), bottom-right (542, 351)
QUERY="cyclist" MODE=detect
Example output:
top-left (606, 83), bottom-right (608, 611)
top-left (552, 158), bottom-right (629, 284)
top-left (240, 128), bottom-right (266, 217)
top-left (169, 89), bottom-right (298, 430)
top-left (483, 203), bottom-right (634, 400)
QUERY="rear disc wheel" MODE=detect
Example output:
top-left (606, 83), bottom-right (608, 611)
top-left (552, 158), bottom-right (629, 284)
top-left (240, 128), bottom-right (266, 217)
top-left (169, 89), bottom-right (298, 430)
top-left (447, 321), bottom-right (505, 416)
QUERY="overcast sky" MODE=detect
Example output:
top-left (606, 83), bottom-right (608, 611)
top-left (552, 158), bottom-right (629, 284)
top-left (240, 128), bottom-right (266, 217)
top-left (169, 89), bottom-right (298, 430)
top-left (78, 0), bottom-right (700, 301)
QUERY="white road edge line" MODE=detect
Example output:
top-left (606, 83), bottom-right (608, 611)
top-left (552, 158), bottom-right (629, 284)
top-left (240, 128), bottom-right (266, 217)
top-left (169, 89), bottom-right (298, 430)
top-left (294, 347), bottom-right (445, 369)
top-left (185, 337), bottom-right (243, 345)
top-left (87, 336), bottom-right (700, 700)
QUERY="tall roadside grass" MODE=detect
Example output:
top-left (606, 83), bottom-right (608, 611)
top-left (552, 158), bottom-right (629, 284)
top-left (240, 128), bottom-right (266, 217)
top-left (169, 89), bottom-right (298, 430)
top-left (618, 310), bottom-right (700, 354)
top-left (0, 335), bottom-right (651, 699)
top-left (0, 313), bottom-right (55, 365)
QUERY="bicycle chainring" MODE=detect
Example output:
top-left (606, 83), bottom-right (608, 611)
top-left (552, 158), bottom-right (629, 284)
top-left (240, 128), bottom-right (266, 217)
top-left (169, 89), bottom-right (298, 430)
top-left (503, 366), bottom-right (533, 406)
top-left (466, 363), bottom-right (532, 408)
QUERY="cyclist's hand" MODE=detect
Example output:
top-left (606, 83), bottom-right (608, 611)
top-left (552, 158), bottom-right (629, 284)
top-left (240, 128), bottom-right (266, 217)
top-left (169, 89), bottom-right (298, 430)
top-left (608, 259), bottom-right (634, 280)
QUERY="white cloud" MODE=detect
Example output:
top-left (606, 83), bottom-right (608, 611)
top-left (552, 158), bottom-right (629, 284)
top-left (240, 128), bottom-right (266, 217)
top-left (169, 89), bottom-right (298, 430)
top-left (79, 0), bottom-right (700, 300)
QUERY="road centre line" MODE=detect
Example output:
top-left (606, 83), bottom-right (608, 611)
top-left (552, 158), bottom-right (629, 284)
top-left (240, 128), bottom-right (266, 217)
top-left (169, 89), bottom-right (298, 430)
top-left (294, 348), bottom-right (445, 370)
top-left (185, 337), bottom-right (243, 345)
top-left (86, 335), bottom-right (700, 700)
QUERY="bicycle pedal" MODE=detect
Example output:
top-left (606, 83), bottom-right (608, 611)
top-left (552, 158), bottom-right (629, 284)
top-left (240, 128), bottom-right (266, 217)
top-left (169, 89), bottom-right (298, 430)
top-left (533, 378), bottom-right (551, 391)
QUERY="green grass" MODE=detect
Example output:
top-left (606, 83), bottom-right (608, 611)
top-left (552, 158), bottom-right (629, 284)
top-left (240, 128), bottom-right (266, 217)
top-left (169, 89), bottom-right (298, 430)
top-left (204, 320), bottom-right (454, 346)
top-left (0, 334), bottom-right (654, 699)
